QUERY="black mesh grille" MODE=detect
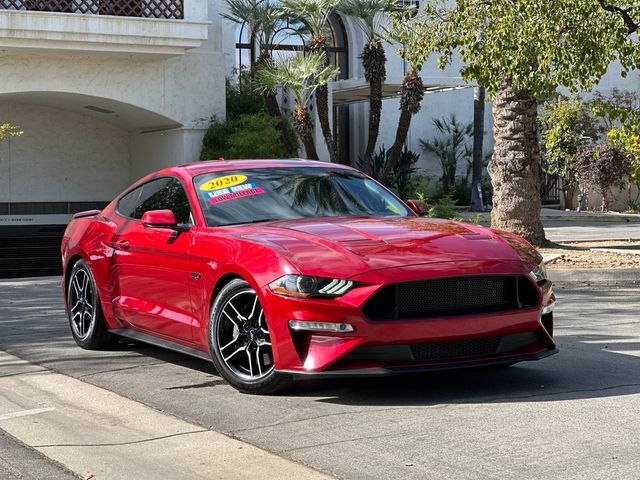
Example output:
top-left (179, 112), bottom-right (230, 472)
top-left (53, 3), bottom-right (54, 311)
top-left (410, 337), bottom-right (501, 361)
top-left (363, 275), bottom-right (539, 320)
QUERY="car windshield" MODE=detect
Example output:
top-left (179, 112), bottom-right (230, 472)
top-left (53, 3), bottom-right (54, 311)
top-left (193, 167), bottom-right (412, 227)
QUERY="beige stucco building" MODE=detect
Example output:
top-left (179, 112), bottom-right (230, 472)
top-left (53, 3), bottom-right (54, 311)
top-left (0, 0), bottom-right (226, 224)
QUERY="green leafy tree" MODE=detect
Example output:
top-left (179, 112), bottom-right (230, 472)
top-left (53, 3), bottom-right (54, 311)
top-left (259, 51), bottom-right (339, 160)
top-left (280, 0), bottom-right (341, 163)
top-left (0, 123), bottom-right (22, 142)
top-left (338, 0), bottom-right (396, 172)
top-left (539, 96), bottom-right (599, 209)
top-left (412, 0), bottom-right (638, 245)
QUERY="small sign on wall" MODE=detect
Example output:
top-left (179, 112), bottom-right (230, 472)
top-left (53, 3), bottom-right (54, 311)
top-left (0, 214), bottom-right (72, 226)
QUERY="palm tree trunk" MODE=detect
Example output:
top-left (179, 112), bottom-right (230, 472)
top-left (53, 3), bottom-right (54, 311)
top-left (383, 71), bottom-right (424, 179)
top-left (256, 51), bottom-right (298, 155)
top-left (309, 37), bottom-right (337, 163)
top-left (362, 41), bottom-right (386, 173)
top-left (488, 80), bottom-right (546, 246)
top-left (470, 86), bottom-right (486, 211)
top-left (316, 85), bottom-right (338, 163)
top-left (264, 90), bottom-right (298, 154)
top-left (293, 106), bottom-right (319, 160)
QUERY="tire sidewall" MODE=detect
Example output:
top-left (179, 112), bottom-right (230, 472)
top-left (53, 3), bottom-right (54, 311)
top-left (208, 279), bottom-right (289, 393)
top-left (67, 259), bottom-right (101, 348)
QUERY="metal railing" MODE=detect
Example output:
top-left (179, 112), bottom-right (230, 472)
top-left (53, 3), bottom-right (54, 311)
top-left (1, 0), bottom-right (183, 19)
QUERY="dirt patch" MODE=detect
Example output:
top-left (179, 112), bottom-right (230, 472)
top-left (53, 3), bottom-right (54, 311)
top-left (540, 240), bottom-right (640, 269)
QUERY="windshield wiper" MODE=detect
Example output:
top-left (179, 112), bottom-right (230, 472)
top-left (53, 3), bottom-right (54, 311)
top-left (217, 218), bottom-right (283, 227)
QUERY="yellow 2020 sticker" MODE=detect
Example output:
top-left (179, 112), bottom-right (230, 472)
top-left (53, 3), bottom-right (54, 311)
top-left (200, 175), bottom-right (247, 191)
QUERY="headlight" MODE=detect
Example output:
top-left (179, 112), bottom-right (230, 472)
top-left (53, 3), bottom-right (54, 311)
top-left (269, 275), bottom-right (354, 298)
top-left (529, 262), bottom-right (548, 283)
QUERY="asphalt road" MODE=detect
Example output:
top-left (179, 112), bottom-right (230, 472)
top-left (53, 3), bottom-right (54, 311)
top-left (1, 277), bottom-right (640, 479)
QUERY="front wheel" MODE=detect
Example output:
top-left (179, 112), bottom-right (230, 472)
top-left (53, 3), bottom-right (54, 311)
top-left (208, 279), bottom-right (292, 394)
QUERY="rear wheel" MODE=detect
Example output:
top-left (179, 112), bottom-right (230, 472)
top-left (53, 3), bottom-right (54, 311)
top-left (208, 279), bottom-right (292, 394)
top-left (67, 260), bottom-right (114, 349)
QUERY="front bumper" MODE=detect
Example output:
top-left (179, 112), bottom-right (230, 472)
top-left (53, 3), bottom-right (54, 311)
top-left (262, 261), bottom-right (557, 375)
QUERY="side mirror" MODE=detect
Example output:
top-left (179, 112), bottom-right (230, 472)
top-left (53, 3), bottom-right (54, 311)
top-left (141, 210), bottom-right (189, 232)
top-left (406, 199), bottom-right (429, 216)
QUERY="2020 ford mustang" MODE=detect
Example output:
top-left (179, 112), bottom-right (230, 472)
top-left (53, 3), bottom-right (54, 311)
top-left (61, 159), bottom-right (557, 394)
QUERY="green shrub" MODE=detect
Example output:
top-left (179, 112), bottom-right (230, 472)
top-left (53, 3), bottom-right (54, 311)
top-left (226, 78), bottom-right (266, 120)
top-left (358, 145), bottom-right (420, 199)
top-left (201, 113), bottom-right (293, 160)
top-left (429, 194), bottom-right (458, 219)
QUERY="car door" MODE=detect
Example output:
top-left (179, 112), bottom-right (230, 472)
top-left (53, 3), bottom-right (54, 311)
top-left (112, 176), bottom-right (197, 342)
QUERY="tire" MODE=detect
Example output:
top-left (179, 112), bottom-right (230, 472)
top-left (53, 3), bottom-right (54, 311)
top-left (67, 259), bottom-right (115, 349)
top-left (208, 279), bottom-right (292, 394)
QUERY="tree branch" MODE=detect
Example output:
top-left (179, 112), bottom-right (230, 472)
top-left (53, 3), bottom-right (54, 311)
top-left (598, 0), bottom-right (639, 34)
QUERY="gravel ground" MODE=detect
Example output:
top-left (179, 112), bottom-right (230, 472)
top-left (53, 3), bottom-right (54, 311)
top-left (541, 240), bottom-right (640, 269)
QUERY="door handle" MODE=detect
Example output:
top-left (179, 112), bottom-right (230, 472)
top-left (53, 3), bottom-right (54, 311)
top-left (115, 239), bottom-right (130, 251)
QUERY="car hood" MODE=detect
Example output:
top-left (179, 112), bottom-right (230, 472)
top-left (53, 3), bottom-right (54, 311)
top-left (236, 216), bottom-right (536, 278)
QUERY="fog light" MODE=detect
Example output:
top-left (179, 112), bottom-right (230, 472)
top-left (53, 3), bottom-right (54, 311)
top-left (288, 320), bottom-right (354, 333)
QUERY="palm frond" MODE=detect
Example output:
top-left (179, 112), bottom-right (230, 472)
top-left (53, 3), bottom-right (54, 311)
top-left (257, 51), bottom-right (339, 108)
top-left (280, 0), bottom-right (342, 40)
top-left (337, 0), bottom-right (396, 42)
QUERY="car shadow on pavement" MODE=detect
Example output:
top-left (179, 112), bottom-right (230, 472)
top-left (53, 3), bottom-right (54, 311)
top-left (284, 333), bottom-right (640, 406)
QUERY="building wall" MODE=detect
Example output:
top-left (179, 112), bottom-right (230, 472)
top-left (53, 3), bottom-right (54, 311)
top-left (0, 0), bottom-right (227, 210)
top-left (0, 102), bottom-right (131, 203)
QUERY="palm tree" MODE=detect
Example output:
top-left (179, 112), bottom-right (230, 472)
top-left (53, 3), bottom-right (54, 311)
top-left (338, 0), bottom-right (395, 173)
top-left (382, 10), bottom-right (429, 180)
top-left (272, 170), bottom-right (364, 214)
top-left (259, 52), bottom-right (339, 160)
top-left (419, 115), bottom-right (473, 193)
top-left (280, 0), bottom-right (341, 163)
top-left (222, 0), bottom-right (298, 153)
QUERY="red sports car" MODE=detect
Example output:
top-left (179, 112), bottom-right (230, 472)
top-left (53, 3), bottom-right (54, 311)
top-left (61, 159), bottom-right (556, 394)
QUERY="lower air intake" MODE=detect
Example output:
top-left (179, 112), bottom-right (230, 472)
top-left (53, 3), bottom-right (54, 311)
top-left (410, 336), bottom-right (501, 361)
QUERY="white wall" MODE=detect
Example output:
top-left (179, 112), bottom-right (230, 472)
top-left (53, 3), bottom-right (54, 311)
top-left (0, 102), bottom-right (131, 202)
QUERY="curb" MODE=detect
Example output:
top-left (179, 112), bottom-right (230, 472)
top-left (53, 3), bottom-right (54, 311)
top-left (458, 212), bottom-right (640, 223)
top-left (541, 215), bottom-right (640, 223)
top-left (548, 268), bottom-right (640, 285)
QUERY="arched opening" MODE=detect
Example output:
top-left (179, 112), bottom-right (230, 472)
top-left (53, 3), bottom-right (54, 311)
top-left (233, 7), bottom-right (351, 163)
top-left (0, 92), bottom-right (185, 277)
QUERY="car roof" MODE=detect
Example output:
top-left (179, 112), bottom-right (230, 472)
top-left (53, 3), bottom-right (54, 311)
top-left (164, 159), bottom-right (358, 178)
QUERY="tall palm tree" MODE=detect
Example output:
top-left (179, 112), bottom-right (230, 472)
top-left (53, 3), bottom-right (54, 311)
top-left (382, 10), bottom-right (429, 180)
top-left (259, 52), bottom-right (340, 161)
top-left (222, 0), bottom-right (298, 153)
top-left (280, 0), bottom-right (341, 163)
top-left (338, 0), bottom-right (395, 173)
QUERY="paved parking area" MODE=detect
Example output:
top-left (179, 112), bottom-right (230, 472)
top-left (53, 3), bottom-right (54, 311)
top-left (1, 277), bottom-right (640, 479)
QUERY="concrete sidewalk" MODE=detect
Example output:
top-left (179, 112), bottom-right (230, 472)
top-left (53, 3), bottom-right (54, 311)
top-left (459, 207), bottom-right (640, 223)
top-left (0, 351), bottom-right (332, 480)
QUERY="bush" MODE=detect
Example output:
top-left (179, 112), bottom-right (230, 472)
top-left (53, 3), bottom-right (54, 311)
top-left (419, 115), bottom-right (473, 193)
top-left (429, 194), bottom-right (458, 219)
top-left (226, 76), bottom-right (266, 121)
top-left (574, 143), bottom-right (630, 211)
top-left (358, 146), bottom-right (420, 199)
top-left (200, 75), bottom-right (298, 161)
top-left (200, 113), bottom-right (293, 160)
top-left (539, 96), bottom-right (598, 209)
